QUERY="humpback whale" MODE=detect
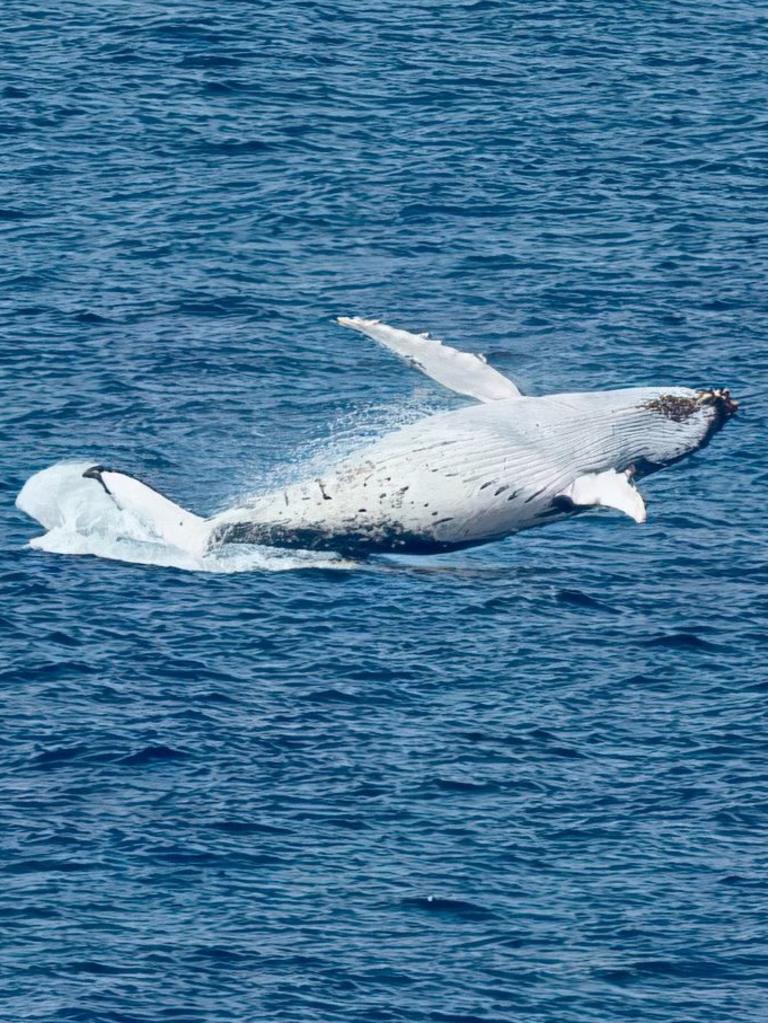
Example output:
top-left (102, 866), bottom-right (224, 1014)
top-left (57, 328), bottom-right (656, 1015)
top-left (19, 317), bottom-right (738, 559)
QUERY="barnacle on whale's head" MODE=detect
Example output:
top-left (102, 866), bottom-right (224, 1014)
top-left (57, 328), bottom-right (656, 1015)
top-left (642, 388), bottom-right (738, 423)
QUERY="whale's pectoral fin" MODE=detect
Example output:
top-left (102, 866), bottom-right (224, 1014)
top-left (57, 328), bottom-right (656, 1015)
top-left (82, 466), bottom-right (210, 554)
top-left (336, 316), bottom-right (522, 403)
top-left (557, 469), bottom-right (647, 523)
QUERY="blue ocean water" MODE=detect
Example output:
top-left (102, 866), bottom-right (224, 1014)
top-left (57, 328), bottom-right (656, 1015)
top-left (2, 2), bottom-right (767, 1020)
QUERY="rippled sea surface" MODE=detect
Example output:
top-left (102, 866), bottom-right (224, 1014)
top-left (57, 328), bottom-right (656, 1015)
top-left (3, 3), bottom-right (767, 1021)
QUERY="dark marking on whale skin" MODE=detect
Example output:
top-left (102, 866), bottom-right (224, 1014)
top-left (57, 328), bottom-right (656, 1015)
top-left (412, 440), bottom-right (459, 454)
top-left (479, 480), bottom-right (497, 490)
top-left (538, 501), bottom-right (568, 518)
top-left (524, 486), bottom-right (547, 504)
top-left (506, 490), bottom-right (520, 501)
top-left (211, 520), bottom-right (483, 556)
top-left (642, 394), bottom-right (698, 422)
top-left (494, 484), bottom-right (509, 496)
top-left (548, 496), bottom-right (589, 517)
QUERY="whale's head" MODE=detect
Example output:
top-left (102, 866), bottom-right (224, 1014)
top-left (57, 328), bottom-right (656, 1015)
top-left (629, 386), bottom-right (738, 477)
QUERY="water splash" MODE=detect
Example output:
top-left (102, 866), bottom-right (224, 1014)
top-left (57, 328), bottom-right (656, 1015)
top-left (16, 461), bottom-right (354, 573)
top-left (225, 395), bottom-right (445, 510)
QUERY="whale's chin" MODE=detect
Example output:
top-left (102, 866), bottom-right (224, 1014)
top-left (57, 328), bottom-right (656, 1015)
top-left (626, 386), bottom-right (738, 480)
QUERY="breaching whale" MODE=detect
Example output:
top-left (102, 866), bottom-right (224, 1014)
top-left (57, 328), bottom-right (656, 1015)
top-left (18, 317), bottom-right (738, 559)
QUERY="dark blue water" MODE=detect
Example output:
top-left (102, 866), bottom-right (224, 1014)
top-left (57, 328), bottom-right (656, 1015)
top-left (3, 3), bottom-right (767, 1021)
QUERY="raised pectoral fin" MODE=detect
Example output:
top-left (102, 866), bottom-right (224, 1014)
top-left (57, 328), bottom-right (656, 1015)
top-left (558, 469), bottom-right (646, 523)
top-left (336, 316), bottom-right (522, 403)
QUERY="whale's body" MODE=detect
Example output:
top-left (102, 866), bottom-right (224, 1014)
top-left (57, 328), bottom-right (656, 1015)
top-left (210, 387), bottom-right (722, 555)
top-left (17, 317), bottom-right (738, 561)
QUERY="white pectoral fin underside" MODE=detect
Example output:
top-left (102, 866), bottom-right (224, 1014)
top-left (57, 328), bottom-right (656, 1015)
top-left (337, 316), bottom-right (522, 403)
top-left (559, 469), bottom-right (647, 523)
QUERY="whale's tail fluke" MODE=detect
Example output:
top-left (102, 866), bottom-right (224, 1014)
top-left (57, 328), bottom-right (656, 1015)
top-left (82, 466), bottom-right (210, 555)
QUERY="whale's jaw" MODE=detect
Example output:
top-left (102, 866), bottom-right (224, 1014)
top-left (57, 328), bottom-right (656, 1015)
top-left (631, 386), bottom-right (738, 480)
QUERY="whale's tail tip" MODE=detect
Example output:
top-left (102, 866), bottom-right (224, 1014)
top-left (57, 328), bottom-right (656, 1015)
top-left (82, 464), bottom-right (114, 494)
top-left (81, 465), bottom-right (210, 555)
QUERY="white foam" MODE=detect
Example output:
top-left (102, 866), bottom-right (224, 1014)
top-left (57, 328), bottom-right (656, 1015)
top-left (16, 462), bottom-right (353, 574)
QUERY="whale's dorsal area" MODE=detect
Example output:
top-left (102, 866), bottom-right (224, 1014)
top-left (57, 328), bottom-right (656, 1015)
top-left (337, 316), bottom-right (522, 402)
